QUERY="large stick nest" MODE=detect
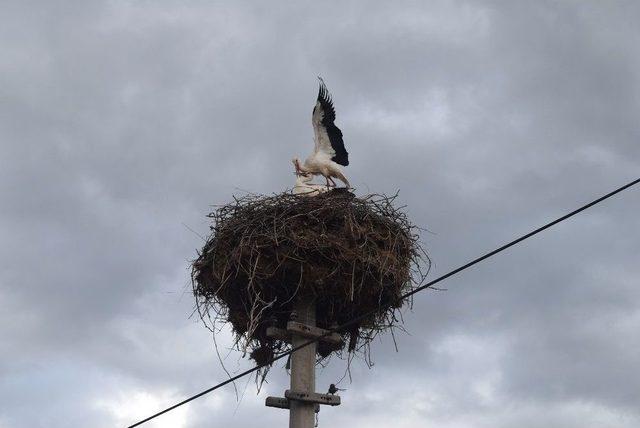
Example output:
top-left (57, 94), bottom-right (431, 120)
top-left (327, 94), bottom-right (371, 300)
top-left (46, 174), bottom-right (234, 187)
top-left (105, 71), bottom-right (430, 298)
top-left (192, 189), bottom-right (429, 375)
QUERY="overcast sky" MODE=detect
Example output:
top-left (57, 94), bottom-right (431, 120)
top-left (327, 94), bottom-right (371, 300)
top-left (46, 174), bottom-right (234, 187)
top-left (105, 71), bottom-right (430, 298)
top-left (1, 1), bottom-right (639, 427)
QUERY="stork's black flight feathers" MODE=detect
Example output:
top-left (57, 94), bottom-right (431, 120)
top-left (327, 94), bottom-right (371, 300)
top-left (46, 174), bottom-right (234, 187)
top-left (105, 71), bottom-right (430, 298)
top-left (315, 78), bottom-right (349, 166)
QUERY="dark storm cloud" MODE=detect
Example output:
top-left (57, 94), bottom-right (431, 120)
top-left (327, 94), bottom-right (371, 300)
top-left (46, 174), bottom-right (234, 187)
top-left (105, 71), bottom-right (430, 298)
top-left (1, 1), bottom-right (639, 427)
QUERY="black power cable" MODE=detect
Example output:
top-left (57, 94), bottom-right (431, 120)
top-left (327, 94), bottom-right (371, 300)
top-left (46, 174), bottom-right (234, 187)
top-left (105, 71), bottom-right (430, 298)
top-left (128, 177), bottom-right (640, 428)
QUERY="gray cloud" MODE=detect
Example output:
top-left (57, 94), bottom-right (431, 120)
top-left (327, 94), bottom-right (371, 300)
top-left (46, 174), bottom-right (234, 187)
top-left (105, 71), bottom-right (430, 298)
top-left (1, 1), bottom-right (639, 427)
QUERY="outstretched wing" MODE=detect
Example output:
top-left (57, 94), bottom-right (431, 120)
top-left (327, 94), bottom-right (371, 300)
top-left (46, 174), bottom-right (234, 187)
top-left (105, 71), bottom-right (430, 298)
top-left (311, 78), bottom-right (349, 166)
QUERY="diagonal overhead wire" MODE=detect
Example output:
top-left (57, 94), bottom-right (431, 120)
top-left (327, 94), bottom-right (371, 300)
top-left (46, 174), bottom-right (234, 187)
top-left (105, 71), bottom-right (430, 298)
top-left (128, 176), bottom-right (640, 428)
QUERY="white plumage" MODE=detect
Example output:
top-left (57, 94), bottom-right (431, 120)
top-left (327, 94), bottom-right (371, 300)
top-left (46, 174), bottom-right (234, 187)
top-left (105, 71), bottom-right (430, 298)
top-left (292, 78), bottom-right (350, 189)
top-left (292, 173), bottom-right (329, 197)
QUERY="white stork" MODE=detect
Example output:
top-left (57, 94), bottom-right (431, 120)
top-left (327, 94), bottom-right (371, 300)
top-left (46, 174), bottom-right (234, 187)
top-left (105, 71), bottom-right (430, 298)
top-left (292, 172), bottom-right (329, 197)
top-left (292, 78), bottom-right (350, 189)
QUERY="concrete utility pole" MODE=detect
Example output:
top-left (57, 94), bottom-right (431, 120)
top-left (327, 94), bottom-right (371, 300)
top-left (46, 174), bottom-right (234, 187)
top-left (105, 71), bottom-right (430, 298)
top-left (266, 295), bottom-right (342, 428)
top-left (289, 297), bottom-right (317, 427)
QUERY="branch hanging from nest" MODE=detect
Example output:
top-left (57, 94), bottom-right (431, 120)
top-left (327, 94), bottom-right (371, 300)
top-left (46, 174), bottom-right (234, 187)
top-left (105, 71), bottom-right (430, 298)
top-left (192, 188), bottom-right (430, 382)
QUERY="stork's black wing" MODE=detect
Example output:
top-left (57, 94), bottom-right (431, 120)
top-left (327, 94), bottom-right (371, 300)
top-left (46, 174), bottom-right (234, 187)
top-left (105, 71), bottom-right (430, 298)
top-left (312, 78), bottom-right (349, 166)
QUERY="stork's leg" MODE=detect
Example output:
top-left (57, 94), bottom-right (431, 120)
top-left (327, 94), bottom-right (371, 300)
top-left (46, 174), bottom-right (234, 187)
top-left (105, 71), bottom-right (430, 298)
top-left (326, 177), bottom-right (336, 188)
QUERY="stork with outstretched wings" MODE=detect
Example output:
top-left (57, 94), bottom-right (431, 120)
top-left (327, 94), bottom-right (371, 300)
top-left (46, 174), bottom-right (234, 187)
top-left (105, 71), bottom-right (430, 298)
top-left (292, 78), bottom-right (350, 189)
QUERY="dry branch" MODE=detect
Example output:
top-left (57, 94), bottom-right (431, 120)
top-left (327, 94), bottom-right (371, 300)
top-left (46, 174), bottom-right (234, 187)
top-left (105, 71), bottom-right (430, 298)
top-left (192, 188), bottom-right (429, 379)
